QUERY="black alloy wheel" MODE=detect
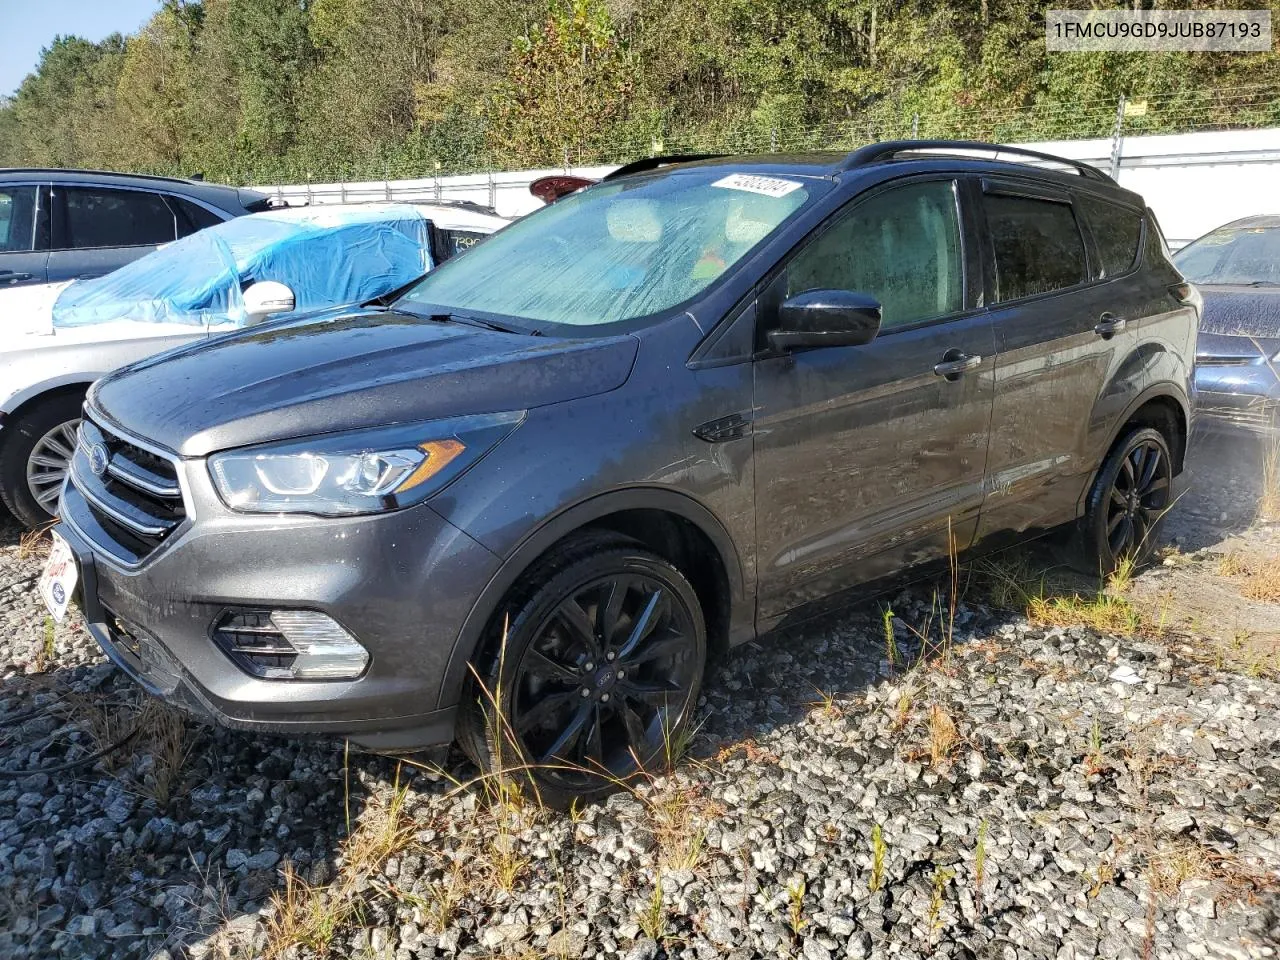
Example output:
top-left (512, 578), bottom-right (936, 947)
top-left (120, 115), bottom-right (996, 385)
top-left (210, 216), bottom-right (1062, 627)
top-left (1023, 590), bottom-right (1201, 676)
top-left (1082, 426), bottom-right (1174, 573)
top-left (461, 535), bottom-right (706, 808)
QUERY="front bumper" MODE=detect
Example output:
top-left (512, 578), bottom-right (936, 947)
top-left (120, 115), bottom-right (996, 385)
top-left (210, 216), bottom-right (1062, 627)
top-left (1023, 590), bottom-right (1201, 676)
top-left (58, 479), bottom-right (501, 753)
top-left (1195, 365), bottom-right (1280, 432)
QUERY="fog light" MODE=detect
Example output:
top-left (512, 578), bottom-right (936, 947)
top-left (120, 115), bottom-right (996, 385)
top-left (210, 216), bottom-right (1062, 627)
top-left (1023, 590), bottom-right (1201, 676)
top-left (269, 611), bottom-right (369, 679)
top-left (212, 609), bottom-right (369, 680)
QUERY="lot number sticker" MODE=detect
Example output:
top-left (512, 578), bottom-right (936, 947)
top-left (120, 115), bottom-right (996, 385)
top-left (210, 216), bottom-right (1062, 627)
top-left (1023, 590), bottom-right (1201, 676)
top-left (712, 174), bottom-right (804, 198)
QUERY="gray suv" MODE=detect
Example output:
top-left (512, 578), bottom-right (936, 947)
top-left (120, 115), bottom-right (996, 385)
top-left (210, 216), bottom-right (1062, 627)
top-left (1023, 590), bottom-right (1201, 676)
top-left (54, 143), bottom-right (1198, 806)
top-left (0, 168), bottom-right (271, 288)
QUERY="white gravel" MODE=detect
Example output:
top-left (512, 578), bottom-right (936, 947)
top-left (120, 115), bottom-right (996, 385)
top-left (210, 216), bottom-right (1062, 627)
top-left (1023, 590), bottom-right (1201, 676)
top-left (1, 512), bottom-right (1278, 960)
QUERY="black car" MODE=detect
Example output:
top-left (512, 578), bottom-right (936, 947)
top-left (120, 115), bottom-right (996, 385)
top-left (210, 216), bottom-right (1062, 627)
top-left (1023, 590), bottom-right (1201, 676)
top-left (52, 142), bottom-right (1198, 806)
top-left (0, 169), bottom-right (272, 288)
top-left (1172, 215), bottom-right (1280, 431)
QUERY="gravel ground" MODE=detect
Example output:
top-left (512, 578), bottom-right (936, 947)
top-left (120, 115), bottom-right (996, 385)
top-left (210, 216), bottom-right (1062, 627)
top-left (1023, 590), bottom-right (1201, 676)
top-left (2, 444), bottom-right (1280, 959)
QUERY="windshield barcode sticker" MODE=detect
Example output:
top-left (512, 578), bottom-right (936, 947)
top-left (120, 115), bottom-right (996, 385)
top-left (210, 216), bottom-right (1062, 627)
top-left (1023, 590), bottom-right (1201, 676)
top-left (712, 174), bottom-right (804, 198)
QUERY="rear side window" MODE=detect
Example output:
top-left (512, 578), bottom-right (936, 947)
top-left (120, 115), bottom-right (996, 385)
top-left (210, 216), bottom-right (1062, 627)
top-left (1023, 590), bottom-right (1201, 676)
top-left (55, 186), bottom-right (177, 249)
top-left (0, 185), bottom-right (37, 252)
top-left (984, 192), bottom-right (1086, 302)
top-left (171, 196), bottom-right (225, 237)
top-left (1078, 194), bottom-right (1142, 278)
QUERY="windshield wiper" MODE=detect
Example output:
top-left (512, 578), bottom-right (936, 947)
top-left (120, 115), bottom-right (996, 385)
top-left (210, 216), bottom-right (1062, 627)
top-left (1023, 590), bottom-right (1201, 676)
top-left (428, 312), bottom-right (540, 336)
top-left (1245, 280), bottom-right (1280, 287)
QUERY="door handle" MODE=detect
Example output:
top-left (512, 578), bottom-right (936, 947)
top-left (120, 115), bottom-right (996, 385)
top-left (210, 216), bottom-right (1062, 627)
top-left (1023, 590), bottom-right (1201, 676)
top-left (1094, 313), bottom-right (1127, 339)
top-left (933, 351), bottom-right (983, 380)
top-left (0, 272), bottom-right (32, 284)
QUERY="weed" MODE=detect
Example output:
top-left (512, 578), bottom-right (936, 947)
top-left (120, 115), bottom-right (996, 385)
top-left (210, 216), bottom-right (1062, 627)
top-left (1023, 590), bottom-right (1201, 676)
top-left (134, 703), bottom-right (191, 807)
top-left (811, 686), bottom-right (842, 721)
top-left (973, 820), bottom-right (988, 915)
top-left (882, 606), bottom-right (898, 669)
top-left (1085, 717), bottom-right (1107, 775)
top-left (637, 878), bottom-right (666, 942)
top-left (927, 703), bottom-right (959, 768)
top-left (927, 867), bottom-right (955, 941)
top-left (1260, 430), bottom-right (1280, 521)
top-left (1107, 553), bottom-right (1138, 593)
top-left (891, 682), bottom-right (916, 731)
top-left (785, 876), bottom-right (806, 935)
top-left (34, 617), bottom-right (55, 672)
top-left (264, 863), bottom-right (344, 957)
top-left (1028, 591), bottom-right (1142, 635)
top-left (869, 823), bottom-right (887, 893)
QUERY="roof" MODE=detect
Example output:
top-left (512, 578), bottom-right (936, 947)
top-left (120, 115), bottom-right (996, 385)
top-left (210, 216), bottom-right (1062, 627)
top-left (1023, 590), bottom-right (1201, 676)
top-left (257, 202), bottom-right (509, 232)
top-left (0, 167), bottom-right (268, 212)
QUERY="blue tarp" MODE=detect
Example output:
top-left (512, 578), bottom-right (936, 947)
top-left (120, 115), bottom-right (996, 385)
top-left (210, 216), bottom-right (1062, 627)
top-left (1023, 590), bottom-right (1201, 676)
top-left (52, 205), bottom-right (434, 328)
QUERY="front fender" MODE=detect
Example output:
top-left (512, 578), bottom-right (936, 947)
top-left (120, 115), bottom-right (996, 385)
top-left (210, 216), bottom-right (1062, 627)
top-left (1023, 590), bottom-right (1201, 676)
top-left (434, 485), bottom-right (752, 711)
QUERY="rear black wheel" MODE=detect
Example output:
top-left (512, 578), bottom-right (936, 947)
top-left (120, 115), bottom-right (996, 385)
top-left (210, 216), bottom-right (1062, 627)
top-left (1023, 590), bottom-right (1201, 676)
top-left (1080, 426), bottom-right (1173, 574)
top-left (460, 535), bottom-right (706, 808)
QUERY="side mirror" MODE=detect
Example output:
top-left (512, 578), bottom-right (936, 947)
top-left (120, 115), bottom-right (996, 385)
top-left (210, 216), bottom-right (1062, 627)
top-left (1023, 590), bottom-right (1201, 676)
top-left (768, 289), bottom-right (882, 351)
top-left (242, 281), bottom-right (296, 325)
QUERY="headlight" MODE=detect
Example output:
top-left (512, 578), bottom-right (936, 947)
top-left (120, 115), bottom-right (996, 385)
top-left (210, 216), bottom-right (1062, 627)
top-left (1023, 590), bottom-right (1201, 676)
top-left (209, 411), bottom-right (524, 515)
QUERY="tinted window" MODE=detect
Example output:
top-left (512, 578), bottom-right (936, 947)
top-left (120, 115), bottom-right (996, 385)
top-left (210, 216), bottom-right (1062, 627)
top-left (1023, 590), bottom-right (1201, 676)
top-left (57, 186), bottom-right (177, 249)
top-left (436, 228), bottom-right (489, 261)
top-left (985, 193), bottom-right (1086, 302)
top-left (172, 196), bottom-right (225, 237)
top-left (1172, 223), bottom-right (1280, 285)
top-left (0, 186), bottom-right (37, 253)
top-left (787, 179), bottom-right (963, 329)
top-left (1078, 194), bottom-right (1142, 278)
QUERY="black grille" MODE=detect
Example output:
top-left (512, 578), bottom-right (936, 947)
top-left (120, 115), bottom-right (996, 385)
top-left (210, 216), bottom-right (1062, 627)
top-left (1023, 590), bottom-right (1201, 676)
top-left (212, 610), bottom-right (298, 678)
top-left (67, 416), bottom-right (185, 565)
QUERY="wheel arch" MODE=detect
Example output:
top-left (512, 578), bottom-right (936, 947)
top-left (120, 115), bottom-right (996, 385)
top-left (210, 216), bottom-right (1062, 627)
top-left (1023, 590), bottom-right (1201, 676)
top-left (437, 486), bottom-right (752, 711)
top-left (1077, 384), bottom-right (1190, 516)
top-left (0, 379), bottom-right (92, 454)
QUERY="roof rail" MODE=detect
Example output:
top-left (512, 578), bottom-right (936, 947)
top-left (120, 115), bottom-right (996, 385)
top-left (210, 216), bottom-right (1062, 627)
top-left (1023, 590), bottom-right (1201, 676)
top-left (603, 154), bottom-right (726, 181)
top-left (0, 166), bottom-right (205, 185)
top-left (841, 140), bottom-right (1110, 182)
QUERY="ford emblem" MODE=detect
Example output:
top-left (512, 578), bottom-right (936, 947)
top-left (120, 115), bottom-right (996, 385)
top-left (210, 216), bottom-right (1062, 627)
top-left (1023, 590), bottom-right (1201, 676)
top-left (88, 443), bottom-right (111, 478)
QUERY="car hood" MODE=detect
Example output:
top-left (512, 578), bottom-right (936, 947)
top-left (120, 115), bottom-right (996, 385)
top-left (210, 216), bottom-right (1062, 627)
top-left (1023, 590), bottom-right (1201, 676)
top-left (90, 308), bottom-right (639, 457)
top-left (0, 280), bottom-right (75, 338)
top-left (1197, 284), bottom-right (1280, 338)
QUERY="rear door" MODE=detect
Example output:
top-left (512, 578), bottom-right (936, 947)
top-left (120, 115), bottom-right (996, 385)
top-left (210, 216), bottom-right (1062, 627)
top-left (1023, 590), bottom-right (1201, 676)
top-left (752, 176), bottom-right (995, 620)
top-left (0, 183), bottom-right (50, 288)
top-left (975, 177), bottom-right (1143, 541)
top-left (46, 185), bottom-right (179, 282)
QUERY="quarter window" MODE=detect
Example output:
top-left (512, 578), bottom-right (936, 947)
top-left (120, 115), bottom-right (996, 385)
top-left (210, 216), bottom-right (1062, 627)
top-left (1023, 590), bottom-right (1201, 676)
top-left (1078, 194), bottom-right (1142, 279)
top-left (985, 193), bottom-right (1086, 302)
top-left (787, 180), bottom-right (964, 329)
top-left (171, 196), bottom-right (225, 237)
top-left (56, 186), bottom-right (177, 249)
top-left (0, 186), bottom-right (37, 253)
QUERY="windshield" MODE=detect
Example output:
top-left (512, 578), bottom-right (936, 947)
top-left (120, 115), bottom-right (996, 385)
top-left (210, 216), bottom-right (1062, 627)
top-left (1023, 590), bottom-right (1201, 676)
top-left (1173, 224), bottom-right (1280, 285)
top-left (399, 170), bottom-right (815, 330)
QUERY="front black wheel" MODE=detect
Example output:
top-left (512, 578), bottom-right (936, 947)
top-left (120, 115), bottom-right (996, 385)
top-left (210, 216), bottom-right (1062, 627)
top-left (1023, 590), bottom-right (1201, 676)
top-left (460, 535), bottom-right (706, 808)
top-left (1080, 426), bottom-right (1173, 574)
top-left (0, 393), bottom-right (85, 528)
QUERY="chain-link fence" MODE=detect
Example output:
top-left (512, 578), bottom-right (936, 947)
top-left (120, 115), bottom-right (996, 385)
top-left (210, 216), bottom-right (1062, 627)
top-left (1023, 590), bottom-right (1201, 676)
top-left (245, 82), bottom-right (1280, 187)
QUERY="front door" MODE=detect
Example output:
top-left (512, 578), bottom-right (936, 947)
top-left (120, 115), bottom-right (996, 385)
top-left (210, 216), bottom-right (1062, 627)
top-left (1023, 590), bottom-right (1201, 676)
top-left (0, 183), bottom-right (50, 288)
top-left (752, 176), bottom-right (996, 621)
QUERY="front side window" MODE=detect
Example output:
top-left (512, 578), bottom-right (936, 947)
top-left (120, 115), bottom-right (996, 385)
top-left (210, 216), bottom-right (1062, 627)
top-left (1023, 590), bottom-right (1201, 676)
top-left (1173, 223), bottom-right (1280, 286)
top-left (0, 186), bottom-right (37, 253)
top-left (399, 170), bottom-right (817, 330)
top-left (985, 192), bottom-right (1086, 302)
top-left (56, 186), bottom-right (177, 249)
top-left (786, 179), bottom-right (964, 329)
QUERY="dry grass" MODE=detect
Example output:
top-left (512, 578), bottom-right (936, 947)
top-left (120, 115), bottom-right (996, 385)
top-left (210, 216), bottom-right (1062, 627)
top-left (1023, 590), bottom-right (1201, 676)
top-left (263, 767), bottom-right (418, 959)
top-left (927, 703), bottom-right (959, 768)
top-left (1214, 550), bottom-right (1280, 603)
top-left (975, 552), bottom-right (1144, 636)
top-left (1260, 431), bottom-right (1280, 522)
top-left (16, 523), bottom-right (55, 561)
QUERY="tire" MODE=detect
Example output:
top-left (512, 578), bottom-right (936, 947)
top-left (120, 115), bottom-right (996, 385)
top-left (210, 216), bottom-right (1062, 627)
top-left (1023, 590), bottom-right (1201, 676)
top-left (1078, 426), bottom-right (1174, 576)
top-left (0, 393), bottom-right (85, 528)
top-left (458, 533), bottom-right (707, 809)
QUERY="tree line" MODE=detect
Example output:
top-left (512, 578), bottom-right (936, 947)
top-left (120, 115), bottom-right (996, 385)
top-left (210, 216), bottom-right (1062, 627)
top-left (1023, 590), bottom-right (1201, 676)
top-left (1, 0), bottom-right (1277, 185)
